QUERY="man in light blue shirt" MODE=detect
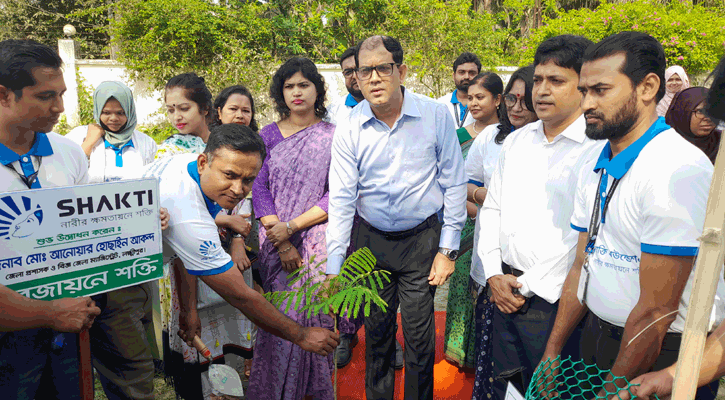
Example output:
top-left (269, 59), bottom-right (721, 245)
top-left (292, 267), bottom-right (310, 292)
top-left (326, 35), bottom-right (467, 400)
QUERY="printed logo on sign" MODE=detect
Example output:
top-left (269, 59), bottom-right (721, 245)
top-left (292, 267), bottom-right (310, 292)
top-left (199, 240), bottom-right (224, 261)
top-left (0, 195), bottom-right (44, 240)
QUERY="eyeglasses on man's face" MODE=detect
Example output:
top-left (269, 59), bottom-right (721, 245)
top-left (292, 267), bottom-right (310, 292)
top-left (356, 63), bottom-right (400, 80)
top-left (342, 68), bottom-right (356, 78)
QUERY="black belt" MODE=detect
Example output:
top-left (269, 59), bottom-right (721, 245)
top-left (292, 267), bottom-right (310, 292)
top-left (502, 262), bottom-right (524, 277)
top-left (496, 261), bottom-right (531, 313)
top-left (590, 312), bottom-right (681, 349)
top-left (360, 214), bottom-right (439, 240)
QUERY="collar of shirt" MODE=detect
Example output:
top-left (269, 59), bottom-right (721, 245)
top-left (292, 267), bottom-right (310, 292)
top-left (0, 132), bottom-right (54, 165)
top-left (535, 115), bottom-right (588, 146)
top-left (594, 117), bottom-right (671, 179)
top-left (450, 89), bottom-right (467, 120)
top-left (360, 87), bottom-right (422, 128)
top-left (186, 160), bottom-right (222, 218)
top-left (104, 139), bottom-right (135, 167)
top-left (345, 93), bottom-right (359, 108)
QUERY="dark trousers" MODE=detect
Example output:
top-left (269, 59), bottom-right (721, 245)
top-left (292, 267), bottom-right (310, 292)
top-left (581, 312), bottom-right (718, 400)
top-left (91, 283), bottom-right (155, 400)
top-left (0, 329), bottom-right (80, 400)
top-left (491, 294), bottom-right (557, 399)
top-left (355, 216), bottom-right (440, 400)
top-left (491, 292), bottom-right (582, 400)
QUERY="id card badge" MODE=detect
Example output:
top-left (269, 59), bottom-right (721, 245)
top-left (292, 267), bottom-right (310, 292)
top-left (577, 260), bottom-right (591, 305)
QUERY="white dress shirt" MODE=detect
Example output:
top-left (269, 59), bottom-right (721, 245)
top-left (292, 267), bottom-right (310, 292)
top-left (466, 123), bottom-right (504, 286)
top-left (326, 89), bottom-right (468, 275)
top-left (571, 119), bottom-right (725, 332)
top-left (66, 127), bottom-right (157, 183)
top-left (477, 115), bottom-right (605, 303)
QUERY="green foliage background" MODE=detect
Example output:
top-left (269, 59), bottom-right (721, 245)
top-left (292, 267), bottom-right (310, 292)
top-left (521, 1), bottom-right (725, 78)
top-left (2, 0), bottom-right (723, 131)
top-left (109, 0), bottom-right (725, 99)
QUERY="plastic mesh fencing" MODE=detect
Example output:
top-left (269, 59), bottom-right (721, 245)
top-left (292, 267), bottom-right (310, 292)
top-left (525, 356), bottom-right (660, 400)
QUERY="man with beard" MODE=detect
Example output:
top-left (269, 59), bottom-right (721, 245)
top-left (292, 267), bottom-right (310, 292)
top-left (437, 52), bottom-right (480, 129)
top-left (477, 34), bottom-right (601, 399)
top-left (540, 32), bottom-right (724, 400)
top-left (328, 46), bottom-right (364, 125)
top-left (623, 54), bottom-right (725, 400)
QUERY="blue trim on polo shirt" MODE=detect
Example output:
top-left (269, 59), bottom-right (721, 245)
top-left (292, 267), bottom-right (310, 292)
top-left (105, 139), bottom-right (134, 167)
top-left (0, 132), bottom-right (54, 189)
top-left (187, 160), bottom-right (222, 218)
top-left (186, 260), bottom-right (234, 276)
top-left (344, 93), bottom-right (359, 108)
top-left (571, 223), bottom-right (587, 232)
top-left (641, 243), bottom-right (699, 256)
top-left (468, 179), bottom-right (484, 187)
top-left (592, 117), bottom-right (671, 223)
top-left (450, 90), bottom-right (467, 122)
top-left (593, 117), bottom-right (671, 179)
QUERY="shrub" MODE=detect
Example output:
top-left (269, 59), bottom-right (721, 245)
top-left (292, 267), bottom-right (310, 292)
top-left (521, 1), bottom-right (725, 75)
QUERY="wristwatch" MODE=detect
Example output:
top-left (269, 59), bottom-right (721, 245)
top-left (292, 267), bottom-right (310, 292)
top-left (438, 248), bottom-right (458, 261)
top-left (286, 221), bottom-right (294, 236)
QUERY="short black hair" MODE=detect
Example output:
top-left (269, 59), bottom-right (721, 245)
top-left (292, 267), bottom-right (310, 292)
top-left (355, 36), bottom-right (404, 67)
top-left (534, 35), bottom-right (594, 75)
top-left (340, 46), bottom-right (357, 65)
top-left (0, 39), bottom-right (63, 99)
top-left (583, 31), bottom-right (666, 102)
top-left (453, 52), bottom-right (482, 74)
top-left (707, 55), bottom-right (725, 122)
top-left (211, 85), bottom-right (259, 132)
top-left (270, 57), bottom-right (327, 120)
top-left (497, 65), bottom-right (536, 144)
top-left (204, 123), bottom-right (266, 161)
top-left (165, 72), bottom-right (213, 124)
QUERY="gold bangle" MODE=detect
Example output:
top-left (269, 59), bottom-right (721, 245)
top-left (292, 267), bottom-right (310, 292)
top-left (278, 245), bottom-right (293, 254)
top-left (473, 187), bottom-right (485, 205)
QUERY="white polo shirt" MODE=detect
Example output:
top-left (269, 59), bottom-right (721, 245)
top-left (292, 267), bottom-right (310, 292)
top-left (437, 90), bottom-right (475, 129)
top-left (477, 116), bottom-right (606, 303)
top-left (0, 132), bottom-right (88, 192)
top-left (327, 93), bottom-right (360, 126)
top-left (141, 154), bottom-right (232, 276)
top-left (66, 127), bottom-right (157, 183)
top-left (571, 118), bottom-right (725, 332)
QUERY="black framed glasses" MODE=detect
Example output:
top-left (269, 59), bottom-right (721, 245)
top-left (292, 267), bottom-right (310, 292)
top-left (342, 68), bottom-right (356, 78)
top-left (693, 108), bottom-right (711, 120)
top-left (504, 93), bottom-right (530, 110)
top-left (356, 63), bottom-right (400, 80)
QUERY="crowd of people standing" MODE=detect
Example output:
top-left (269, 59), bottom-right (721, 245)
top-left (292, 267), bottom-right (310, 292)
top-left (1, 28), bottom-right (725, 400)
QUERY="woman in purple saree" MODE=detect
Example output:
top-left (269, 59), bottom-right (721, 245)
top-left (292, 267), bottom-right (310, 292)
top-left (249, 57), bottom-right (335, 400)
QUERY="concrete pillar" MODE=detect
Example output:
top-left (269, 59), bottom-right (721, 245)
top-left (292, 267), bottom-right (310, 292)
top-left (57, 39), bottom-right (79, 126)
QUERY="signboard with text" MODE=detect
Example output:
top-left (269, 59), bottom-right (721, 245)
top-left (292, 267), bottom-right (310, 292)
top-left (0, 178), bottom-right (162, 300)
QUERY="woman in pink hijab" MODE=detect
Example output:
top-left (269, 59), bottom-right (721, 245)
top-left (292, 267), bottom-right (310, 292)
top-left (657, 65), bottom-right (690, 116)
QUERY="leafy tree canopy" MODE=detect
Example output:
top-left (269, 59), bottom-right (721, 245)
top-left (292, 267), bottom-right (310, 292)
top-left (0, 0), bottom-right (110, 58)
